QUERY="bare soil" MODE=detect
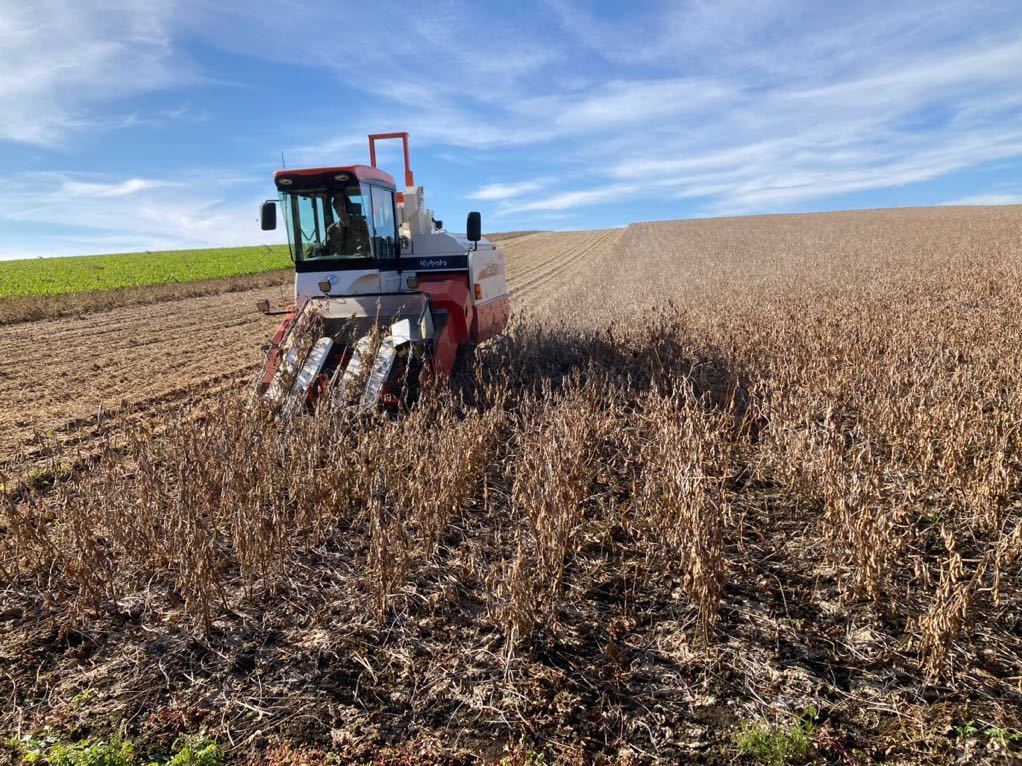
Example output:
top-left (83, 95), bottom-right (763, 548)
top-left (0, 287), bottom-right (281, 469)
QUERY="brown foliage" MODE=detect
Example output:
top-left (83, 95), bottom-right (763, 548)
top-left (2, 207), bottom-right (1022, 762)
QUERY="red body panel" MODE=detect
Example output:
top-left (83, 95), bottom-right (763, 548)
top-left (258, 298), bottom-right (305, 393)
top-left (473, 295), bottom-right (510, 342)
top-left (419, 275), bottom-right (472, 375)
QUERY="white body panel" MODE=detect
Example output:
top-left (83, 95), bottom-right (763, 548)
top-left (334, 335), bottom-right (371, 404)
top-left (402, 231), bottom-right (508, 302)
top-left (284, 337), bottom-right (334, 415)
top-left (295, 234), bottom-right (507, 306)
top-left (399, 186), bottom-right (433, 238)
top-left (305, 293), bottom-right (428, 322)
top-left (469, 241), bottom-right (508, 304)
top-left (361, 338), bottom-right (400, 408)
top-left (295, 268), bottom-right (403, 302)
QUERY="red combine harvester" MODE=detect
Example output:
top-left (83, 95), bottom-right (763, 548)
top-left (254, 132), bottom-right (510, 413)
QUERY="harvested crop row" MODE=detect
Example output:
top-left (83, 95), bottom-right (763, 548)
top-left (506, 229), bottom-right (621, 304)
top-left (0, 288), bottom-right (280, 466)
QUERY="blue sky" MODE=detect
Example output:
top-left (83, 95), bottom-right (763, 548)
top-left (2, 0), bottom-right (1022, 259)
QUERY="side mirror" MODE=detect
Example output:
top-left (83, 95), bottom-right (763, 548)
top-left (466, 211), bottom-right (481, 242)
top-left (260, 200), bottom-right (277, 231)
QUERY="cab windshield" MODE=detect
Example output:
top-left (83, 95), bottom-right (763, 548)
top-left (281, 183), bottom-right (397, 261)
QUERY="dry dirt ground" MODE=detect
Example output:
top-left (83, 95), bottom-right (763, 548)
top-left (0, 231), bottom-right (615, 472)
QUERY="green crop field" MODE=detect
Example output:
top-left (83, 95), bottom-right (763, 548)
top-left (0, 244), bottom-right (292, 299)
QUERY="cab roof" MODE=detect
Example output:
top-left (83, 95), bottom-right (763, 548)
top-left (273, 164), bottom-right (396, 190)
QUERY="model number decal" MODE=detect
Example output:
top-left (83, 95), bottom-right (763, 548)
top-left (476, 262), bottom-right (505, 279)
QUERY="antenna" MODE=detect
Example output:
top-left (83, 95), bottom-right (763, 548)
top-left (280, 151), bottom-right (286, 169)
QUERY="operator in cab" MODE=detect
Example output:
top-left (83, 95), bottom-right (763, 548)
top-left (325, 188), bottom-right (371, 257)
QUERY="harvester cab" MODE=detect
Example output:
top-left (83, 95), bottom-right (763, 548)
top-left (254, 132), bottom-right (510, 413)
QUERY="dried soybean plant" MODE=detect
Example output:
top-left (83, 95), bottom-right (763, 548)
top-left (3, 207), bottom-right (1022, 761)
top-left (500, 380), bottom-right (610, 639)
top-left (633, 387), bottom-right (735, 642)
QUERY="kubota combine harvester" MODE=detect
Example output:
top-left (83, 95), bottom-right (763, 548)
top-left (254, 132), bottom-right (509, 413)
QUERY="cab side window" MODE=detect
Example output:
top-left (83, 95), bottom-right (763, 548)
top-left (368, 186), bottom-right (397, 256)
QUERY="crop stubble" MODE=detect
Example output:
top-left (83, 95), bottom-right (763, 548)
top-left (2, 207), bottom-right (1022, 763)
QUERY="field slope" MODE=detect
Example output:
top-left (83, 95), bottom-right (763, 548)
top-left (1, 206), bottom-right (1021, 765)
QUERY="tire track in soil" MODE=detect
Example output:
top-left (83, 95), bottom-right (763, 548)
top-left (507, 230), bottom-right (619, 303)
top-left (501, 229), bottom-right (624, 321)
top-left (502, 232), bottom-right (590, 288)
top-left (10, 374), bottom-right (248, 484)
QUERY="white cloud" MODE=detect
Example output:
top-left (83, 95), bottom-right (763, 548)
top-left (0, 0), bottom-right (191, 147)
top-left (516, 78), bottom-right (736, 134)
top-left (0, 171), bottom-right (278, 258)
top-left (61, 178), bottom-right (181, 197)
top-left (502, 185), bottom-right (634, 214)
top-left (594, 18), bottom-right (1022, 215)
top-left (468, 180), bottom-right (545, 201)
top-left (4, 0), bottom-right (1022, 248)
top-left (269, 1), bottom-right (1022, 222)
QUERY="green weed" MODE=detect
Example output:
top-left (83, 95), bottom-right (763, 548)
top-left (953, 721), bottom-right (1022, 748)
top-left (735, 708), bottom-right (817, 765)
top-left (70, 690), bottom-right (97, 707)
top-left (7, 733), bottom-right (223, 766)
top-left (500, 740), bottom-right (552, 766)
top-left (160, 736), bottom-right (223, 766)
top-left (11, 735), bottom-right (135, 766)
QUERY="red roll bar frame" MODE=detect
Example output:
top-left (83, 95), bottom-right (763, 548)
top-left (368, 132), bottom-right (414, 188)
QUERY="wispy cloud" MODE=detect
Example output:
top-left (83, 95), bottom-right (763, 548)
top-left (277, 1), bottom-right (1022, 222)
top-left (3, 0), bottom-right (1022, 252)
top-left (502, 185), bottom-right (635, 214)
top-left (61, 178), bottom-right (181, 197)
top-left (468, 180), bottom-right (546, 201)
top-left (0, 171), bottom-right (275, 258)
top-left (0, 0), bottom-right (193, 147)
top-left (593, 16), bottom-right (1022, 215)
